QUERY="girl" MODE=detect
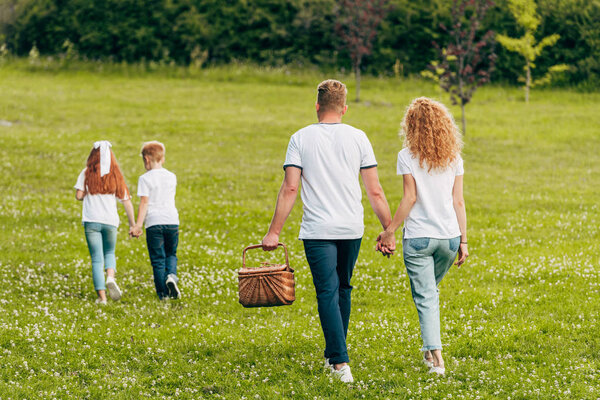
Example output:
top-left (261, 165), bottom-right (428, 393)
top-left (377, 98), bottom-right (469, 375)
top-left (74, 141), bottom-right (135, 304)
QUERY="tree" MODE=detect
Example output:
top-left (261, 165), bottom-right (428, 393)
top-left (496, 0), bottom-right (561, 102)
top-left (429, 0), bottom-right (496, 135)
top-left (335, 0), bottom-right (388, 102)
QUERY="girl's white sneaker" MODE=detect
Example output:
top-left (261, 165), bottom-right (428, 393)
top-left (422, 356), bottom-right (434, 368)
top-left (429, 366), bottom-right (445, 375)
top-left (331, 365), bottom-right (354, 383)
top-left (106, 277), bottom-right (122, 301)
top-left (95, 298), bottom-right (107, 305)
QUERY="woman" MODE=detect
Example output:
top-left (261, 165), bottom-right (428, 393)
top-left (377, 97), bottom-right (468, 375)
top-left (74, 141), bottom-right (136, 304)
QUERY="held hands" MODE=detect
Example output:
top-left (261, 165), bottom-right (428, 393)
top-left (261, 232), bottom-right (279, 251)
top-left (455, 243), bottom-right (469, 266)
top-left (376, 230), bottom-right (396, 258)
top-left (129, 225), bottom-right (143, 238)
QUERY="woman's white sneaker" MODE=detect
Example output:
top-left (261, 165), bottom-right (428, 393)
top-left (95, 298), bottom-right (107, 305)
top-left (331, 365), bottom-right (354, 383)
top-left (106, 277), bottom-right (122, 301)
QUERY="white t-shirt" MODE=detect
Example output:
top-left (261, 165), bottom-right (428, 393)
top-left (137, 168), bottom-right (179, 228)
top-left (397, 148), bottom-right (463, 239)
top-left (74, 168), bottom-right (129, 227)
top-left (284, 123), bottom-right (378, 239)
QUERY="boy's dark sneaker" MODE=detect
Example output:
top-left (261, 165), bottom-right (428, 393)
top-left (166, 274), bottom-right (180, 299)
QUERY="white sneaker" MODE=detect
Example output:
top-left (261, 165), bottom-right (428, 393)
top-left (331, 365), bottom-right (354, 383)
top-left (165, 275), bottom-right (180, 299)
top-left (106, 277), bottom-right (122, 301)
top-left (95, 298), bottom-right (107, 305)
top-left (324, 358), bottom-right (333, 371)
top-left (422, 355), bottom-right (434, 368)
top-left (429, 366), bottom-right (445, 375)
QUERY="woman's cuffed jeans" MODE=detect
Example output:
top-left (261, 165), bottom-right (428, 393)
top-left (303, 238), bottom-right (362, 365)
top-left (84, 222), bottom-right (117, 291)
top-left (403, 236), bottom-right (460, 351)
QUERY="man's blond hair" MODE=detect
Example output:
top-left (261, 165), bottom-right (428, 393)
top-left (317, 79), bottom-right (347, 114)
top-left (141, 141), bottom-right (165, 162)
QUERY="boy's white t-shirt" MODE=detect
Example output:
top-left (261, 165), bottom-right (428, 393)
top-left (74, 168), bottom-right (129, 228)
top-left (137, 168), bottom-right (179, 228)
top-left (284, 123), bottom-right (377, 240)
top-left (397, 148), bottom-right (464, 239)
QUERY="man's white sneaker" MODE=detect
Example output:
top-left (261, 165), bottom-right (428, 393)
top-left (331, 365), bottom-right (354, 383)
top-left (324, 358), bottom-right (333, 371)
top-left (429, 366), bottom-right (445, 375)
top-left (165, 275), bottom-right (180, 299)
top-left (106, 277), bottom-right (122, 301)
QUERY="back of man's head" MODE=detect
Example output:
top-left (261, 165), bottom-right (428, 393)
top-left (317, 79), bottom-right (347, 115)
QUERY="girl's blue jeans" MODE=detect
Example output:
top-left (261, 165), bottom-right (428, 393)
top-left (84, 222), bottom-right (117, 291)
top-left (403, 236), bottom-right (460, 351)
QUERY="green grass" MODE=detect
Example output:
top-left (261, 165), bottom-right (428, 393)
top-left (0, 62), bottom-right (599, 399)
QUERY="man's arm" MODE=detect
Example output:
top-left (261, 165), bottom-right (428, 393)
top-left (360, 167), bottom-right (392, 230)
top-left (262, 166), bottom-right (302, 251)
top-left (377, 174), bottom-right (417, 253)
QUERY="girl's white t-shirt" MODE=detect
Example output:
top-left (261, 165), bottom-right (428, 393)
top-left (397, 148), bottom-right (464, 239)
top-left (74, 168), bottom-right (129, 228)
top-left (284, 123), bottom-right (378, 239)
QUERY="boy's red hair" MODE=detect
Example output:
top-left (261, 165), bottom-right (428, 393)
top-left (85, 148), bottom-right (130, 199)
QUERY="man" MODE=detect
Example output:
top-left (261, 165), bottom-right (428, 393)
top-left (262, 79), bottom-right (392, 383)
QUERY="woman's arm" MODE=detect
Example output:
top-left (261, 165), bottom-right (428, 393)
top-left (452, 175), bottom-right (469, 266)
top-left (75, 190), bottom-right (86, 201)
top-left (377, 174), bottom-right (417, 253)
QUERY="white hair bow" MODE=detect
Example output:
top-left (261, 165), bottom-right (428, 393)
top-left (93, 140), bottom-right (112, 177)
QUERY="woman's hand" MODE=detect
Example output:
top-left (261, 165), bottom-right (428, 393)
top-left (455, 243), bottom-right (469, 266)
top-left (376, 230), bottom-right (396, 256)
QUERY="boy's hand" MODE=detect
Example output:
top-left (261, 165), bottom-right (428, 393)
top-left (129, 226), bottom-right (143, 238)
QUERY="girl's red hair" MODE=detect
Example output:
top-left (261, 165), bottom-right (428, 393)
top-left (85, 148), bottom-right (130, 199)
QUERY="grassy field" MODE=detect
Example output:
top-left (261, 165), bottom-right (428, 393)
top-left (0, 62), bottom-right (599, 399)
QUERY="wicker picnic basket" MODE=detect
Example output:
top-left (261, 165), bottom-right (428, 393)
top-left (238, 243), bottom-right (295, 308)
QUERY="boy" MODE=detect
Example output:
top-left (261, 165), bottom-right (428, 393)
top-left (131, 141), bottom-right (181, 299)
top-left (261, 79), bottom-right (392, 383)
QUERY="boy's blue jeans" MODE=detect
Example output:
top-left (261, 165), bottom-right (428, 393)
top-left (403, 236), bottom-right (460, 351)
top-left (303, 238), bottom-right (362, 365)
top-left (84, 222), bottom-right (117, 291)
top-left (146, 225), bottom-right (179, 299)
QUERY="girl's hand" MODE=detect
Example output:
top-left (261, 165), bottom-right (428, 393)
top-left (455, 243), bottom-right (469, 266)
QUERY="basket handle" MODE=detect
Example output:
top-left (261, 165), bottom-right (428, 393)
top-left (242, 243), bottom-right (289, 268)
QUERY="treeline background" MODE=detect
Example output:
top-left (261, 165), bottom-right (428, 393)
top-left (1, 0), bottom-right (599, 87)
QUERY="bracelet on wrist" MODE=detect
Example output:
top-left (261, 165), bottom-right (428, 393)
top-left (460, 241), bottom-right (468, 244)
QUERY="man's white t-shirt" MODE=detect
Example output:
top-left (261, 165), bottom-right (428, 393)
top-left (137, 168), bottom-right (179, 228)
top-left (397, 148), bottom-right (464, 239)
top-left (74, 168), bottom-right (130, 228)
top-left (284, 123), bottom-right (377, 240)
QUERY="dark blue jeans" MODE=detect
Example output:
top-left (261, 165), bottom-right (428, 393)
top-left (146, 225), bottom-right (179, 299)
top-left (303, 238), bottom-right (362, 365)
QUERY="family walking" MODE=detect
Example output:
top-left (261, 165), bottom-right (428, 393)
top-left (74, 78), bottom-right (468, 382)
top-left (262, 80), bottom-right (468, 381)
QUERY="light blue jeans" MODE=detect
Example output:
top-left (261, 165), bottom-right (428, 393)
top-left (84, 222), bottom-right (117, 291)
top-left (403, 236), bottom-right (460, 351)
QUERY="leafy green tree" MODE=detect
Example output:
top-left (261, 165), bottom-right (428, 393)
top-left (496, 0), bottom-right (561, 102)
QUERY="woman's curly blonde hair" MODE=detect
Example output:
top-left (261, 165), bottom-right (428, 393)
top-left (401, 97), bottom-right (462, 171)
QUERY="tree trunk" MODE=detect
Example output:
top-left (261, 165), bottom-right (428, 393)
top-left (354, 62), bottom-right (361, 103)
top-left (525, 60), bottom-right (531, 103)
top-left (461, 101), bottom-right (466, 136)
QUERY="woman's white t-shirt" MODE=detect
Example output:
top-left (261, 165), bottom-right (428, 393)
top-left (74, 168), bottom-right (129, 228)
top-left (397, 148), bottom-right (464, 239)
top-left (284, 123), bottom-right (378, 239)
